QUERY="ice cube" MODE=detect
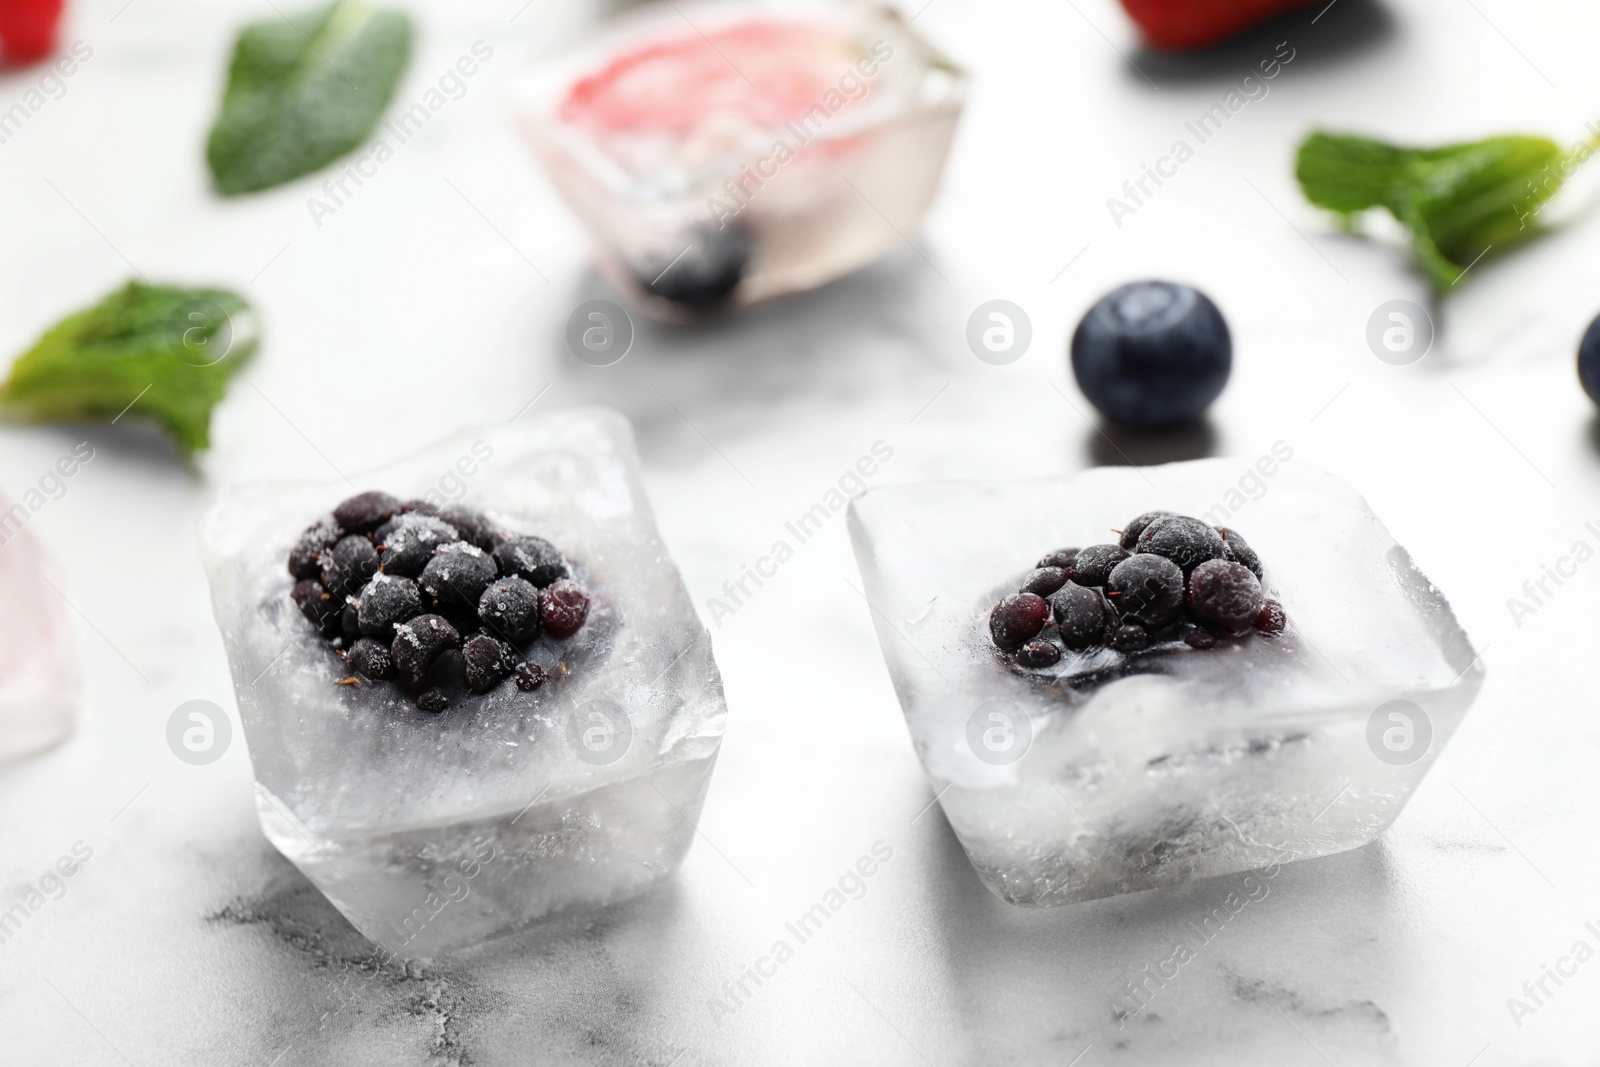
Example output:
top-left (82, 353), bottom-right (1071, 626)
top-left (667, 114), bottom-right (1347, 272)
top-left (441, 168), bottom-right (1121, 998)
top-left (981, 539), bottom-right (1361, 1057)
top-left (847, 459), bottom-right (1482, 906)
top-left (0, 501), bottom-right (76, 765)
top-left (509, 0), bottom-right (968, 320)
top-left (200, 409), bottom-right (727, 955)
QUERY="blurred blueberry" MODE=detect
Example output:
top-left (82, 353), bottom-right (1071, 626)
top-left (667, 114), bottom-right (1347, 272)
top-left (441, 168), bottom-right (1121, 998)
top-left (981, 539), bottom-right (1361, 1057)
top-left (637, 223), bottom-right (752, 311)
top-left (1070, 281), bottom-right (1231, 429)
top-left (1579, 313), bottom-right (1600, 405)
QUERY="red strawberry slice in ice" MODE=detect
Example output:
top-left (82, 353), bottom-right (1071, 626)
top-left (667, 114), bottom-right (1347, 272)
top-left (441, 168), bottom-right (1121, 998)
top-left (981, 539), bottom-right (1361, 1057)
top-left (0, 0), bottom-right (64, 66)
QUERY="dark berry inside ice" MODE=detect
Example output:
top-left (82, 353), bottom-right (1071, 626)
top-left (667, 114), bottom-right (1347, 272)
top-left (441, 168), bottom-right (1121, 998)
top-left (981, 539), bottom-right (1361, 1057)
top-left (437, 505), bottom-right (501, 552)
top-left (1255, 598), bottom-right (1287, 635)
top-left (492, 536), bottom-right (570, 588)
top-left (1070, 281), bottom-right (1231, 429)
top-left (1218, 527), bottom-right (1263, 580)
top-left (462, 634), bottom-right (518, 694)
top-left (1184, 630), bottom-right (1217, 649)
top-left (1049, 584), bottom-right (1111, 650)
top-left (416, 688), bottom-right (451, 713)
top-left (287, 516), bottom-right (341, 581)
top-left (540, 580), bottom-right (591, 639)
top-left (1111, 623), bottom-right (1150, 652)
top-left (1117, 510), bottom-right (1173, 552)
top-left (1136, 515), bottom-right (1225, 575)
top-left (478, 576), bottom-right (541, 643)
top-left (357, 573), bottom-right (423, 637)
top-left (1016, 640), bottom-right (1062, 669)
top-left (345, 637), bottom-right (394, 680)
top-left (1068, 543), bottom-right (1129, 587)
top-left (638, 222), bottom-right (752, 311)
top-left (322, 534), bottom-right (379, 597)
top-left (291, 579), bottom-right (342, 639)
top-left (514, 662), bottom-right (547, 692)
top-left (391, 613), bottom-right (461, 687)
top-left (340, 603), bottom-right (360, 644)
top-left (1107, 553), bottom-right (1184, 628)
top-left (377, 514), bottom-right (459, 577)
top-left (989, 592), bottom-right (1049, 651)
top-left (1036, 547), bottom-right (1079, 569)
top-left (1580, 313), bottom-right (1600, 406)
top-left (333, 491), bottom-right (402, 535)
top-left (1186, 559), bottom-right (1265, 632)
top-left (1020, 567), bottom-right (1069, 598)
top-left (419, 542), bottom-right (499, 610)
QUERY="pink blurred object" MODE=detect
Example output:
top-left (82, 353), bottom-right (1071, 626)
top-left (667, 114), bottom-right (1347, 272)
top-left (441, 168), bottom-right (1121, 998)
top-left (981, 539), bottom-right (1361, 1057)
top-left (0, 497), bottom-right (76, 764)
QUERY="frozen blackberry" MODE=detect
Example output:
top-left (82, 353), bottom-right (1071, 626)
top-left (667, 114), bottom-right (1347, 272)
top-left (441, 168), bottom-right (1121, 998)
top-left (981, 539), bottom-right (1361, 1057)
top-left (437, 505), bottom-right (500, 552)
top-left (345, 637), bottom-right (394, 680)
top-left (1016, 640), bottom-right (1062, 669)
top-left (1111, 622), bottom-right (1150, 652)
top-left (989, 592), bottom-right (1049, 651)
top-left (1136, 515), bottom-right (1226, 575)
top-left (322, 535), bottom-right (379, 596)
top-left (1107, 554), bottom-right (1184, 628)
top-left (377, 515), bottom-right (460, 578)
top-left (540, 580), bottom-right (590, 639)
top-left (1049, 584), bottom-right (1112, 650)
top-left (462, 634), bottom-right (518, 693)
top-left (1020, 567), bottom-right (1069, 598)
top-left (1255, 599), bottom-right (1287, 635)
top-left (1036, 547), bottom-right (1079, 569)
top-left (492, 537), bottom-right (569, 588)
top-left (419, 542), bottom-right (498, 610)
top-left (287, 516), bottom-right (341, 581)
top-left (1118, 511), bottom-right (1174, 552)
top-left (416, 688), bottom-right (451, 713)
top-left (1068, 544), bottom-right (1130, 587)
top-left (333, 491), bottom-right (402, 535)
top-left (391, 614), bottom-right (461, 687)
top-left (1186, 559), bottom-right (1265, 633)
top-left (514, 662), bottom-right (547, 692)
top-left (357, 573), bottom-right (424, 637)
top-left (291, 580), bottom-right (342, 639)
top-left (1218, 527), bottom-right (1263, 580)
top-left (478, 576), bottom-right (541, 643)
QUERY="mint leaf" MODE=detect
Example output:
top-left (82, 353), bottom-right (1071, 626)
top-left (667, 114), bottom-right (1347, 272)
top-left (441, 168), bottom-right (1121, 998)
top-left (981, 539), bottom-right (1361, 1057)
top-left (0, 282), bottom-right (258, 455)
top-left (206, 0), bottom-right (412, 196)
top-left (1296, 130), bottom-right (1576, 290)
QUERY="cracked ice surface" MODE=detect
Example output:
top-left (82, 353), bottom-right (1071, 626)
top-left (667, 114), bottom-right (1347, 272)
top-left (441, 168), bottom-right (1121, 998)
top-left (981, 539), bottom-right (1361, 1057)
top-left (201, 409), bottom-right (726, 955)
top-left (848, 459), bottom-right (1482, 906)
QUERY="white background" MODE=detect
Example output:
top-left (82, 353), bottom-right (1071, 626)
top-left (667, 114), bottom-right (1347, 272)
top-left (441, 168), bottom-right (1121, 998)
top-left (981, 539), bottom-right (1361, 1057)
top-left (2, 0), bottom-right (1600, 1063)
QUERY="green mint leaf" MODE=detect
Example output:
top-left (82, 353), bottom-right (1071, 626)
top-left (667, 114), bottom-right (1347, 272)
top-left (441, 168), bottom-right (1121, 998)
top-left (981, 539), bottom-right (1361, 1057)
top-left (1297, 130), bottom-right (1574, 290)
top-left (0, 282), bottom-right (258, 455)
top-left (206, 0), bottom-right (412, 196)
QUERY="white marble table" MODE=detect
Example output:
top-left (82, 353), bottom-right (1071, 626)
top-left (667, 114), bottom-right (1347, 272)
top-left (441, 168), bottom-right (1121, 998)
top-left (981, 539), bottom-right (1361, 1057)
top-left (3, 0), bottom-right (1600, 1063)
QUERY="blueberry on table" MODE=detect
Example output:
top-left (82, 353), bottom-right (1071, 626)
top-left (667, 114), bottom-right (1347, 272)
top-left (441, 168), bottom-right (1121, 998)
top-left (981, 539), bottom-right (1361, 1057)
top-left (493, 537), bottom-right (570, 588)
top-left (1070, 281), bottom-right (1231, 429)
top-left (1068, 544), bottom-right (1130, 587)
top-left (377, 515), bottom-right (460, 578)
top-left (1135, 515), bottom-right (1226, 575)
top-left (1020, 567), bottom-right (1069, 598)
top-left (1049, 584), bottom-right (1113, 650)
top-left (637, 223), bottom-right (753, 311)
top-left (989, 592), bottom-right (1049, 651)
top-left (345, 637), bottom-right (394, 680)
top-left (478, 576), bottom-right (542, 644)
top-left (322, 535), bottom-right (380, 596)
top-left (1579, 314), bottom-right (1600, 405)
top-left (462, 634), bottom-right (518, 694)
top-left (1117, 511), bottom-right (1174, 552)
top-left (1186, 560), bottom-right (1265, 633)
top-left (288, 516), bottom-right (341, 580)
top-left (419, 542), bottom-right (499, 610)
top-left (540, 580), bottom-right (591, 639)
top-left (1036, 547), bottom-right (1079, 569)
top-left (514, 662), bottom-right (548, 692)
top-left (1107, 554), bottom-right (1184, 628)
top-left (392, 614), bottom-right (462, 687)
top-left (333, 491), bottom-right (402, 535)
top-left (357, 574), bottom-right (424, 637)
